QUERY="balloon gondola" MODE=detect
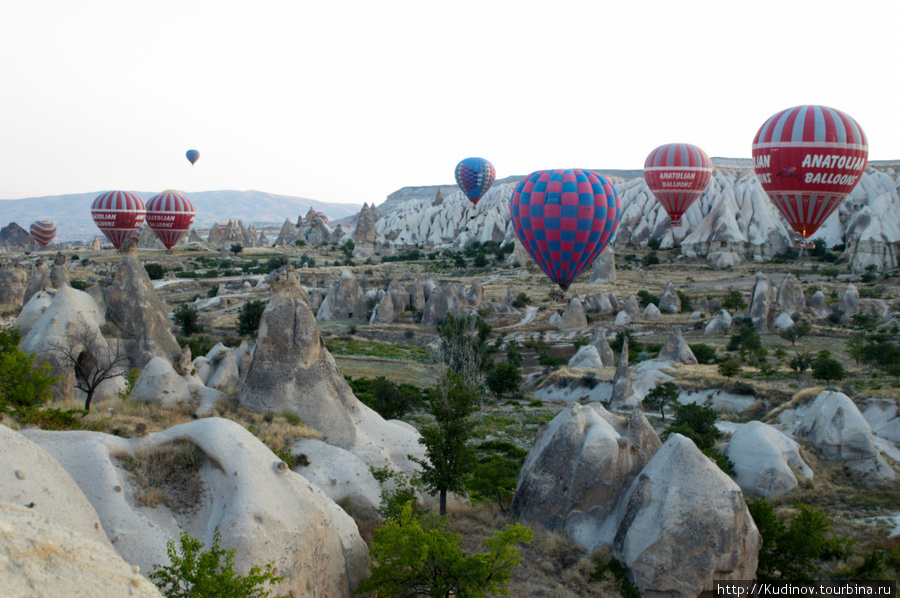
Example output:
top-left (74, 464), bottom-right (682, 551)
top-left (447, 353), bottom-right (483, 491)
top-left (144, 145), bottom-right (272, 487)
top-left (752, 105), bottom-right (867, 240)
top-left (510, 169), bottom-right (620, 292)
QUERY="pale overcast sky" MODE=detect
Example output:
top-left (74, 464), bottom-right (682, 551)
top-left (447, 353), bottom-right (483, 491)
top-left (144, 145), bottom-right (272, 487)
top-left (1, 0), bottom-right (897, 206)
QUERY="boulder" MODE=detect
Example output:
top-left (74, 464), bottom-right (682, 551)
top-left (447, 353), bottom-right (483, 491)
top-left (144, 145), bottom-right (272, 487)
top-left (658, 282), bottom-right (681, 314)
top-left (861, 398), bottom-right (900, 444)
top-left (613, 310), bottom-right (631, 328)
top-left (23, 259), bottom-right (53, 305)
top-left (568, 345), bottom-right (604, 369)
top-left (589, 247), bottom-right (616, 284)
top-left (776, 273), bottom-right (805, 315)
top-left (104, 237), bottom-right (181, 368)
top-left (465, 280), bottom-right (483, 307)
top-left (724, 421), bottom-right (813, 498)
top-left (421, 282), bottom-right (467, 327)
top-left (207, 351), bottom-right (240, 392)
top-left (623, 295), bottom-right (641, 318)
top-left (316, 268), bottom-right (368, 322)
top-left (558, 298), bottom-right (588, 331)
top-left (0, 261), bottom-right (27, 305)
top-left (273, 218), bottom-right (300, 246)
top-left (838, 283), bottom-right (860, 317)
top-left (705, 310), bottom-right (732, 335)
top-left (408, 277), bottom-right (426, 311)
top-left (589, 328), bottom-right (615, 366)
top-left (387, 279), bottom-right (410, 313)
top-left (608, 293), bottom-right (619, 311)
top-left (641, 303), bottom-right (662, 321)
top-left (613, 435), bottom-right (761, 597)
top-left (22, 418), bottom-right (368, 597)
top-left (48, 252), bottom-right (69, 288)
top-left (583, 292), bottom-right (614, 313)
top-left (657, 326), bottom-right (698, 365)
top-left (795, 390), bottom-right (896, 484)
top-left (14, 289), bottom-right (54, 337)
top-left (511, 405), bottom-right (660, 545)
top-left (748, 272), bottom-right (774, 333)
top-left (773, 312), bottom-right (794, 330)
top-left (0, 503), bottom-right (163, 598)
top-left (369, 291), bottom-right (398, 325)
top-left (130, 356), bottom-right (192, 407)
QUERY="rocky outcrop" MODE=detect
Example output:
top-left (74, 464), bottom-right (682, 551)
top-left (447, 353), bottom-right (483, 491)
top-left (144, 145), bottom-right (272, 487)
top-left (465, 280), bottom-right (483, 307)
top-left (658, 282), bottom-right (681, 314)
top-left (130, 356), bottom-right (192, 407)
top-left (623, 295), bottom-right (641, 318)
top-left (657, 326), bottom-right (698, 365)
top-left (794, 390), bottom-right (896, 484)
top-left (612, 435), bottom-right (761, 597)
top-left (0, 261), bottom-right (27, 305)
top-left (0, 222), bottom-right (33, 248)
top-left (776, 273), bottom-right (805, 315)
top-left (558, 298), bottom-right (587, 330)
top-left (48, 252), bottom-right (68, 288)
top-left (641, 303), bottom-right (662, 321)
top-left (610, 338), bottom-right (636, 409)
top-left (0, 502), bottom-right (162, 598)
top-left (421, 282), bottom-right (467, 326)
top-left (748, 272), bottom-right (774, 333)
top-left (273, 218), bottom-right (300, 246)
top-left (354, 203), bottom-right (379, 245)
top-left (22, 418), bottom-right (367, 597)
top-left (589, 247), bottom-right (616, 284)
top-left (807, 291), bottom-right (829, 318)
top-left (23, 259), bottom-right (53, 305)
top-left (511, 405), bottom-right (660, 545)
top-left (317, 268), bottom-right (368, 322)
top-left (583, 292), bottom-right (614, 313)
top-left (568, 345), bottom-right (604, 369)
top-left (724, 421), bottom-right (813, 498)
top-left (704, 309), bottom-right (733, 335)
top-left (590, 328), bottom-right (615, 366)
top-left (298, 208), bottom-right (332, 246)
top-left (838, 283), bottom-right (860, 317)
top-left (103, 237), bottom-right (181, 368)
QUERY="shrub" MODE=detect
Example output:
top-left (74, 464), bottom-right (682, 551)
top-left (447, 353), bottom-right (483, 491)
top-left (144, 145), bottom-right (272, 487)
top-left (722, 290), bottom-right (746, 311)
top-left (265, 256), bottom-right (290, 272)
top-left (237, 300), bottom-right (268, 336)
top-left (177, 335), bottom-right (218, 359)
top-left (229, 243), bottom-right (243, 255)
top-left (642, 381), bottom-right (678, 420)
top-left (69, 279), bottom-right (87, 291)
top-left (718, 358), bottom-right (742, 377)
top-left (812, 353), bottom-right (845, 383)
top-left (173, 304), bottom-right (203, 336)
top-left (676, 290), bottom-right (692, 312)
top-left (664, 403), bottom-right (719, 451)
top-left (149, 529), bottom-right (286, 598)
top-left (511, 292), bottom-right (532, 308)
top-left (144, 263), bottom-right (166, 280)
top-left (0, 329), bottom-right (58, 413)
top-left (690, 343), bottom-right (717, 365)
top-left (642, 251), bottom-right (660, 267)
top-left (637, 290), bottom-right (660, 307)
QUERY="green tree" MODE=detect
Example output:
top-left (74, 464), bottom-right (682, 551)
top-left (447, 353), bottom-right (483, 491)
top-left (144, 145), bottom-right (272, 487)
top-left (144, 263), bottom-right (166, 280)
top-left (727, 325), bottom-right (761, 352)
top-left (173, 304), bottom-right (202, 336)
top-left (642, 251), bottom-right (660, 267)
top-left (665, 403), bottom-right (719, 451)
top-left (0, 329), bottom-right (58, 413)
top-left (789, 352), bottom-right (813, 381)
top-left (436, 313), bottom-right (493, 382)
top-left (747, 499), bottom-right (846, 581)
top-left (413, 372), bottom-right (479, 515)
top-left (485, 362), bottom-right (522, 400)
top-left (361, 376), bottom-right (423, 420)
top-left (467, 441), bottom-right (527, 512)
top-left (722, 290), bottom-right (747, 311)
top-left (779, 321), bottom-right (811, 346)
top-left (229, 243), bottom-right (243, 255)
top-left (149, 529), bottom-right (286, 598)
top-left (237, 300), bottom-right (268, 336)
top-left (718, 358), bottom-right (742, 378)
top-left (642, 381), bottom-right (678, 421)
top-left (812, 352), bottom-right (845, 384)
top-left (357, 502), bottom-right (533, 598)
top-left (689, 343), bottom-right (717, 365)
top-left (505, 339), bottom-right (523, 368)
top-left (511, 292), bottom-right (531, 309)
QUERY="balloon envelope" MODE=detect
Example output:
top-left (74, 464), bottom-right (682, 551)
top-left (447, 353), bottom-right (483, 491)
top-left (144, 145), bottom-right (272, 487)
top-left (186, 149), bottom-right (200, 165)
top-left (455, 157), bottom-right (496, 206)
top-left (752, 105), bottom-right (867, 239)
top-left (510, 169), bottom-right (620, 291)
top-left (317, 212), bottom-right (329, 225)
top-left (29, 221), bottom-right (56, 248)
top-left (644, 143), bottom-right (712, 227)
top-left (91, 191), bottom-right (146, 250)
top-left (145, 191), bottom-right (196, 251)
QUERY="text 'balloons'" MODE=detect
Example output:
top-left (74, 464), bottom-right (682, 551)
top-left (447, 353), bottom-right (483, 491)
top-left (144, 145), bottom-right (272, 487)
top-left (644, 143), bottom-right (712, 227)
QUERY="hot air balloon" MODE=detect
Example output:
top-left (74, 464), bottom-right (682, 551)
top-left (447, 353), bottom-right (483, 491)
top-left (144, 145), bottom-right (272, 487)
top-left (91, 191), bottom-right (146, 250)
top-left (510, 169), bottom-right (620, 292)
top-left (644, 143), bottom-right (712, 227)
top-left (29, 221), bottom-right (57, 248)
top-left (752, 105), bottom-right (868, 239)
top-left (145, 191), bottom-right (196, 253)
top-left (317, 212), bottom-right (329, 225)
top-left (186, 149), bottom-right (200, 165)
top-left (455, 157), bottom-right (496, 207)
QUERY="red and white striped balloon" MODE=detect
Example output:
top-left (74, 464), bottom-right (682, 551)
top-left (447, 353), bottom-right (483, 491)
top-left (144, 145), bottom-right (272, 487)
top-left (643, 143), bottom-right (712, 227)
top-left (752, 105), bottom-right (868, 239)
top-left (145, 191), bottom-right (196, 252)
top-left (91, 191), bottom-right (146, 250)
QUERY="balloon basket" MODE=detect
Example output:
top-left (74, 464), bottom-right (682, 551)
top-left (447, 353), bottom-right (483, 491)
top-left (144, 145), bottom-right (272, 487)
top-left (669, 220), bottom-right (682, 228)
top-left (165, 250), bottom-right (173, 255)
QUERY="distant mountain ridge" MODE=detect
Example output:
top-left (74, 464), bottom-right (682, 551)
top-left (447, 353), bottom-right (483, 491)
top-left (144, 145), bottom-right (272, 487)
top-left (0, 190), bottom-right (362, 241)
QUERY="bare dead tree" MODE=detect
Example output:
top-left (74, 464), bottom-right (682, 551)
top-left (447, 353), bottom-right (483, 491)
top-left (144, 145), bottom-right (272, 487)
top-left (49, 324), bottom-right (129, 411)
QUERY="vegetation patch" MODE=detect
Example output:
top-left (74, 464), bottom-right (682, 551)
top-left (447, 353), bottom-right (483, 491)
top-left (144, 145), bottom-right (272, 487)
top-left (118, 441), bottom-right (206, 513)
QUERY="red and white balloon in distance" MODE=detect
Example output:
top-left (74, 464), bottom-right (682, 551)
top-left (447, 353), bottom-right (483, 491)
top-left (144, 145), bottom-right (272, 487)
top-left (752, 105), bottom-right (868, 239)
top-left (643, 143), bottom-right (712, 227)
top-left (145, 191), bottom-right (196, 253)
top-left (91, 191), bottom-right (146, 250)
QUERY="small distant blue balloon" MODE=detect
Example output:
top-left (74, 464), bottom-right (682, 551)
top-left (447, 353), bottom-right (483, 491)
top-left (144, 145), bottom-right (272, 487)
top-left (186, 149), bottom-right (200, 165)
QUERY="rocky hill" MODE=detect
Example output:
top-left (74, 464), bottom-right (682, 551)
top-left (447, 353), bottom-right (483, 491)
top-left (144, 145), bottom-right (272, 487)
top-left (0, 190), bottom-right (362, 241)
top-left (374, 159), bottom-right (900, 271)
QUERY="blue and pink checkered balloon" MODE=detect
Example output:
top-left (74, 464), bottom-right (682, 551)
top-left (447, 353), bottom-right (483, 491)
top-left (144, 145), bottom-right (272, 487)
top-left (455, 157), bottom-right (496, 206)
top-left (510, 169), bottom-right (620, 291)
